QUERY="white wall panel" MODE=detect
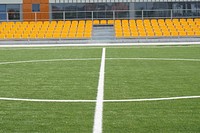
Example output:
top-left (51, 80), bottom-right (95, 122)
top-left (0, 0), bottom-right (22, 4)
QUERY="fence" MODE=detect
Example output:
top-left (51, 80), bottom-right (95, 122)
top-left (0, 9), bottom-right (200, 21)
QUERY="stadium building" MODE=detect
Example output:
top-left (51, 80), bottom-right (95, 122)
top-left (0, 0), bottom-right (199, 41)
top-left (0, 0), bottom-right (199, 21)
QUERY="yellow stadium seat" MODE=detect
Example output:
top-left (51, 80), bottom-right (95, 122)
top-left (76, 33), bottom-right (84, 38)
top-left (61, 33), bottom-right (68, 38)
top-left (45, 33), bottom-right (53, 38)
top-left (100, 20), bottom-right (107, 25)
top-left (13, 34), bottom-right (21, 39)
top-left (178, 30), bottom-right (186, 36)
top-left (29, 34), bottom-right (37, 39)
top-left (0, 34), bottom-right (5, 39)
top-left (131, 32), bottom-right (139, 37)
top-left (53, 33), bottom-right (61, 38)
top-left (108, 20), bottom-right (114, 24)
top-left (123, 32), bottom-right (131, 38)
top-left (93, 20), bottom-right (99, 25)
top-left (195, 31), bottom-right (200, 36)
top-left (38, 33), bottom-right (45, 39)
top-left (6, 34), bottom-right (14, 39)
top-left (187, 31), bottom-right (195, 36)
top-left (84, 33), bottom-right (91, 38)
top-left (21, 34), bottom-right (29, 39)
top-left (68, 33), bottom-right (76, 38)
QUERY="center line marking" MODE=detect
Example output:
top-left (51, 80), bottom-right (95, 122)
top-left (93, 48), bottom-right (106, 133)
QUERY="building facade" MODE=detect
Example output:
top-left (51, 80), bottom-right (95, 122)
top-left (0, 0), bottom-right (199, 21)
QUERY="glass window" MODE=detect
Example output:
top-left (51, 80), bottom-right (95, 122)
top-left (64, 4), bottom-right (77, 11)
top-left (0, 4), bottom-right (6, 12)
top-left (77, 4), bottom-right (86, 19)
top-left (0, 4), bottom-right (6, 20)
top-left (85, 4), bottom-right (96, 11)
top-left (112, 3), bottom-right (129, 10)
top-left (64, 4), bottom-right (77, 19)
top-left (7, 4), bottom-right (20, 20)
top-left (134, 3), bottom-right (146, 10)
top-left (186, 2), bottom-right (199, 16)
top-left (146, 3), bottom-right (171, 19)
top-left (32, 4), bottom-right (40, 12)
top-left (52, 4), bottom-right (64, 11)
top-left (106, 3), bottom-right (113, 11)
top-left (51, 4), bottom-right (64, 20)
top-left (197, 2), bottom-right (200, 16)
top-left (172, 2), bottom-right (185, 17)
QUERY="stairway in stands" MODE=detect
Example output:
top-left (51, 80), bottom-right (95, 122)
top-left (92, 25), bottom-right (115, 41)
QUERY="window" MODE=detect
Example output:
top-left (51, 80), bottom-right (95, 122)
top-left (32, 4), bottom-right (40, 12)
top-left (7, 4), bottom-right (20, 20)
top-left (0, 4), bottom-right (6, 20)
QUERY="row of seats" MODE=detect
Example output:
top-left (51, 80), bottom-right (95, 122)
top-left (93, 20), bottom-right (114, 25)
top-left (115, 18), bottom-right (200, 38)
top-left (0, 19), bottom-right (199, 39)
top-left (0, 20), bottom-right (92, 39)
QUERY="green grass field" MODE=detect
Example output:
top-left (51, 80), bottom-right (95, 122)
top-left (0, 45), bottom-right (200, 133)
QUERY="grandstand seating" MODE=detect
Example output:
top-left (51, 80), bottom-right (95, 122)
top-left (115, 18), bottom-right (200, 38)
top-left (0, 20), bottom-right (92, 39)
top-left (0, 18), bottom-right (199, 40)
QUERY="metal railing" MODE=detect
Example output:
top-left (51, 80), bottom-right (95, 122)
top-left (0, 9), bottom-right (200, 22)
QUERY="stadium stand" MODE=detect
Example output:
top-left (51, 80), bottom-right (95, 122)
top-left (0, 20), bottom-right (92, 39)
top-left (115, 18), bottom-right (200, 38)
top-left (0, 18), bottom-right (199, 40)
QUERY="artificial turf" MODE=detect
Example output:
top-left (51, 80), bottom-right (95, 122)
top-left (0, 46), bottom-right (199, 132)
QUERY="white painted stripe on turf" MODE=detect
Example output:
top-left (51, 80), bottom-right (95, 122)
top-left (0, 47), bottom-right (103, 51)
top-left (0, 45), bottom-right (200, 51)
top-left (0, 57), bottom-right (200, 66)
top-left (0, 97), bottom-right (95, 102)
top-left (106, 57), bottom-right (200, 62)
top-left (104, 96), bottom-right (200, 102)
top-left (0, 42), bottom-right (200, 47)
top-left (0, 96), bottom-right (199, 103)
top-left (93, 48), bottom-right (106, 133)
top-left (0, 58), bottom-right (101, 65)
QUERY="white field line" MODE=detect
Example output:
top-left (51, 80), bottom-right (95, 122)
top-left (0, 42), bottom-right (200, 48)
top-left (0, 45), bottom-right (200, 51)
top-left (0, 47), bottom-right (102, 50)
top-left (93, 48), bottom-right (106, 133)
top-left (104, 96), bottom-right (200, 102)
top-left (0, 96), bottom-right (200, 103)
top-left (0, 58), bottom-right (101, 65)
top-left (0, 57), bottom-right (200, 66)
top-left (106, 57), bottom-right (200, 62)
top-left (0, 98), bottom-right (95, 102)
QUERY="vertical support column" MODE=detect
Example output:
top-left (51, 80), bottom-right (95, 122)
top-left (113, 10), bottom-right (115, 20)
top-left (6, 12), bottom-right (9, 22)
top-left (142, 10), bottom-right (144, 20)
top-left (171, 9), bottom-right (173, 19)
top-left (35, 12), bottom-right (37, 21)
top-left (92, 11), bottom-right (94, 21)
top-left (63, 11), bottom-right (65, 21)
